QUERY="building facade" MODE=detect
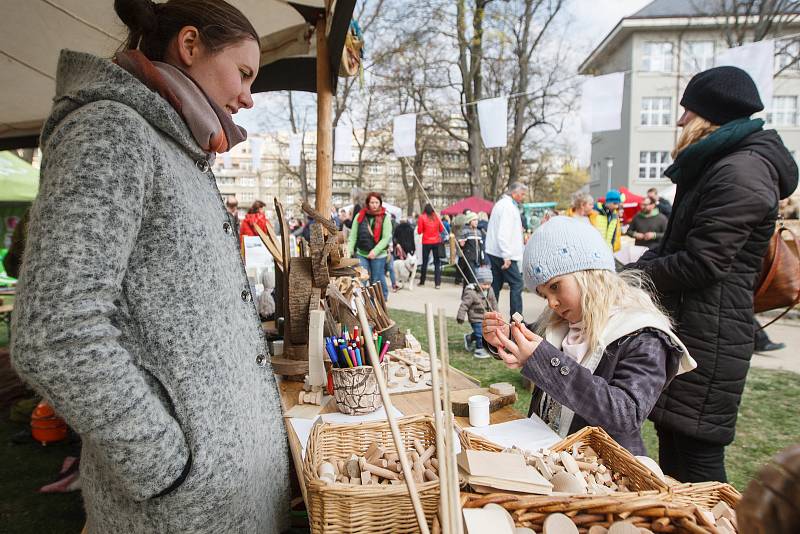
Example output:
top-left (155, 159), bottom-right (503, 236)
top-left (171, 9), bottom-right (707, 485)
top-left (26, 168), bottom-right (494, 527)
top-left (580, 0), bottom-right (800, 199)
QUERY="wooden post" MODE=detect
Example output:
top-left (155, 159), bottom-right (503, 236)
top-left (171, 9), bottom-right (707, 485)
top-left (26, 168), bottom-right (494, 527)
top-left (315, 7), bottom-right (333, 222)
top-left (438, 308), bottom-right (462, 533)
top-left (426, 304), bottom-right (451, 534)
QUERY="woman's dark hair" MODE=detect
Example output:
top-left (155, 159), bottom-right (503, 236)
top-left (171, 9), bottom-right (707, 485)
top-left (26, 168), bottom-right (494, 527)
top-left (248, 200), bottom-right (266, 214)
top-left (423, 203), bottom-right (434, 217)
top-left (365, 192), bottom-right (383, 207)
top-left (114, 0), bottom-right (259, 61)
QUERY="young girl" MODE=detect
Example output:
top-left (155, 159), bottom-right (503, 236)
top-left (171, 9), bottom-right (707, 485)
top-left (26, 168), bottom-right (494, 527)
top-left (483, 216), bottom-right (696, 455)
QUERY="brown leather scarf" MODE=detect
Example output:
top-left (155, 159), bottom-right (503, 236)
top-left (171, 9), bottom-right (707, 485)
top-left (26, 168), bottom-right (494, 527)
top-left (114, 49), bottom-right (247, 155)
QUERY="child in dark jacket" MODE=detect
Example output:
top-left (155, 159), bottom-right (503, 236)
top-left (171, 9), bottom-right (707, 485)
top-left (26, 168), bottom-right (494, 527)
top-left (457, 266), bottom-right (497, 359)
top-left (482, 216), bottom-right (697, 455)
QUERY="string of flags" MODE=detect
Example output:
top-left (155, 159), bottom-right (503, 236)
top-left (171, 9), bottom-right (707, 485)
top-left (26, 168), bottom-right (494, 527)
top-left (218, 37), bottom-right (785, 171)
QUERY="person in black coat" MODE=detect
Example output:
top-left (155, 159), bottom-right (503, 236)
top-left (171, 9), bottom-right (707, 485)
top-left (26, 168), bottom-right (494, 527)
top-left (393, 218), bottom-right (416, 257)
top-left (632, 66), bottom-right (799, 483)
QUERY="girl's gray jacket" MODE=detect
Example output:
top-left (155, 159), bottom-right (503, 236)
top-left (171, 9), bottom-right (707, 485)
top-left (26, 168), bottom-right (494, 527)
top-left (11, 51), bottom-right (289, 533)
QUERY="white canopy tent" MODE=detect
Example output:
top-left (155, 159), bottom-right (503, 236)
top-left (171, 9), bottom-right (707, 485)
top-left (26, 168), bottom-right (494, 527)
top-left (0, 0), bottom-right (355, 149)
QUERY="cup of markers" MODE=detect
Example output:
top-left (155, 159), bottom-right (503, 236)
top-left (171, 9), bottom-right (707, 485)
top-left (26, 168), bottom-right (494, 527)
top-left (326, 326), bottom-right (391, 415)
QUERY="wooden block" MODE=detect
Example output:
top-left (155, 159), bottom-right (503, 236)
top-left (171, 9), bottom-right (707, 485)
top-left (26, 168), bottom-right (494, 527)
top-left (364, 442), bottom-right (383, 463)
top-left (463, 508), bottom-right (516, 534)
top-left (512, 312), bottom-right (524, 324)
top-left (550, 471), bottom-right (586, 494)
top-left (360, 471), bottom-right (371, 485)
top-left (450, 387), bottom-right (516, 417)
top-left (349, 476), bottom-right (361, 485)
top-left (307, 310), bottom-right (327, 388)
top-left (489, 382), bottom-right (515, 396)
top-left (560, 451), bottom-right (581, 475)
top-left (424, 469), bottom-right (438, 481)
top-left (716, 517), bottom-right (736, 534)
top-left (346, 458), bottom-right (360, 479)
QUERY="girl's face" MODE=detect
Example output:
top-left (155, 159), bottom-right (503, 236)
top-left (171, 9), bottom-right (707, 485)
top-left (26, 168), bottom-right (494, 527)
top-left (171, 27), bottom-right (260, 114)
top-left (469, 219), bottom-right (478, 228)
top-left (536, 274), bottom-right (582, 323)
top-left (368, 197), bottom-right (382, 211)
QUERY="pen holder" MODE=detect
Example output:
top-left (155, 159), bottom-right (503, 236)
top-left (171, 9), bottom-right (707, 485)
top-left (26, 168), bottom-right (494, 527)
top-left (331, 364), bottom-right (388, 415)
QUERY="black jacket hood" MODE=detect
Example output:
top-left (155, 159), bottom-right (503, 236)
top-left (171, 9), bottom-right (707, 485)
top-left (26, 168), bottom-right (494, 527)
top-left (738, 129), bottom-right (799, 199)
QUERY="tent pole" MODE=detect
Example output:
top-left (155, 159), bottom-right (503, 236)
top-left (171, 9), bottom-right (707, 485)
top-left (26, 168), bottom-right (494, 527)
top-left (315, 6), bottom-right (333, 221)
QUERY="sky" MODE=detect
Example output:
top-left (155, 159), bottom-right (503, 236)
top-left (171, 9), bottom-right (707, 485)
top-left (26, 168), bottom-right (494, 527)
top-left (235, 0), bottom-right (654, 165)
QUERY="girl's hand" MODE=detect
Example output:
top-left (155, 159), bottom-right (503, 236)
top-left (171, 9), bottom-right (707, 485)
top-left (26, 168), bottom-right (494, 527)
top-left (495, 322), bottom-right (542, 369)
top-left (367, 251), bottom-right (376, 259)
top-left (482, 311), bottom-right (509, 350)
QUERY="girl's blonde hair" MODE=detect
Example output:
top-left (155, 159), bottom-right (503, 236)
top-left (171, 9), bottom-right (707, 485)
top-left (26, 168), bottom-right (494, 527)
top-left (672, 114), bottom-right (719, 159)
top-left (537, 269), bottom-right (670, 353)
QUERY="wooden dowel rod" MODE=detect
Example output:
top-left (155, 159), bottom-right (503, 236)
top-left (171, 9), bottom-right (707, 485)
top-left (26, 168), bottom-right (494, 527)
top-left (426, 304), bottom-right (451, 534)
top-left (438, 307), bottom-right (462, 533)
top-left (355, 292), bottom-right (430, 534)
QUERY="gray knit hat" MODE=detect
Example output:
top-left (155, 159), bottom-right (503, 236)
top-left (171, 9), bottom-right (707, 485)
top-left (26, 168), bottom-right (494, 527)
top-left (522, 216), bottom-right (615, 288)
top-left (475, 266), bottom-right (492, 283)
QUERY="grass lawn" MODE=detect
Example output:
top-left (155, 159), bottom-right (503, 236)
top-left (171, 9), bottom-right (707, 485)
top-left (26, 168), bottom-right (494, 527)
top-left (390, 308), bottom-right (800, 491)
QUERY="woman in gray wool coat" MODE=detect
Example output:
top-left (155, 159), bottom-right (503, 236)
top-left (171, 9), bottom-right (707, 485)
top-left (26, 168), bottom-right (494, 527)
top-left (11, 0), bottom-right (289, 532)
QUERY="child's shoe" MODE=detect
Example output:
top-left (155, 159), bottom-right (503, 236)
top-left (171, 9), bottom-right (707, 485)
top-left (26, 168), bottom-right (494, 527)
top-left (473, 348), bottom-right (490, 359)
top-left (463, 333), bottom-right (475, 352)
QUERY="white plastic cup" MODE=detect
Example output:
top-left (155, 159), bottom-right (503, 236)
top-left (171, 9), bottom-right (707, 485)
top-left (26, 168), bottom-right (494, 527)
top-left (468, 395), bottom-right (490, 428)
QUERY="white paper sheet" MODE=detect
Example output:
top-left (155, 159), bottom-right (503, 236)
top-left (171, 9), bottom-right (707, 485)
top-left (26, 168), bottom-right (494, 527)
top-left (243, 235), bottom-right (269, 268)
top-left (288, 133), bottom-right (302, 167)
top-left (580, 71), bottom-right (625, 133)
top-left (393, 113), bottom-right (417, 157)
top-left (715, 40), bottom-right (774, 108)
top-left (334, 123), bottom-right (353, 162)
top-left (477, 96), bottom-right (508, 148)
top-left (464, 415), bottom-right (561, 452)
top-left (249, 137), bottom-right (264, 171)
top-left (614, 244), bottom-right (649, 265)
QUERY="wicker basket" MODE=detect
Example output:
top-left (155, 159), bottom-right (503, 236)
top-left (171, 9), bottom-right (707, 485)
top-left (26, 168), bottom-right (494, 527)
top-left (459, 425), bottom-right (668, 493)
top-left (303, 414), bottom-right (440, 533)
top-left (666, 481), bottom-right (742, 509)
top-left (461, 491), bottom-right (723, 533)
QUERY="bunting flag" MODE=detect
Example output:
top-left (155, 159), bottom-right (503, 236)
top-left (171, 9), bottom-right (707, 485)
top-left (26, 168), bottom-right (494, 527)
top-left (580, 71), bottom-right (625, 133)
top-left (715, 40), bottom-right (774, 108)
top-left (222, 151), bottom-right (232, 169)
top-left (477, 96), bottom-right (508, 148)
top-left (250, 137), bottom-right (264, 171)
top-left (334, 123), bottom-right (353, 162)
top-left (393, 113), bottom-right (417, 157)
top-left (289, 133), bottom-right (302, 167)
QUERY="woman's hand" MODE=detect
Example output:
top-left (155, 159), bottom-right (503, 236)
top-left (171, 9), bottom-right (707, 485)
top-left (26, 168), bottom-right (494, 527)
top-left (367, 250), bottom-right (376, 259)
top-left (482, 311), bottom-right (509, 350)
top-left (494, 322), bottom-right (542, 369)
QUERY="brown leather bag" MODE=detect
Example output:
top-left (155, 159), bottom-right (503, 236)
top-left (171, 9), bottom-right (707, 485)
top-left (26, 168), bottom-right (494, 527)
top-left (754, 223), bottom-right (800, 327)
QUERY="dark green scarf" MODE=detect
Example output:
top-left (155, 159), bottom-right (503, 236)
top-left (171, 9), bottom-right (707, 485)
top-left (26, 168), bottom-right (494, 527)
top-left (665, 118), bottom-right (764, 186)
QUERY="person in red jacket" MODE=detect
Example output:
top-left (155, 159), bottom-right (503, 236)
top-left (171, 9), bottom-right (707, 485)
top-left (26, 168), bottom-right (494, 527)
top-left (239, 200), bottom-right (267, 248)
top-left (416, 203), bottom-right (445, 288)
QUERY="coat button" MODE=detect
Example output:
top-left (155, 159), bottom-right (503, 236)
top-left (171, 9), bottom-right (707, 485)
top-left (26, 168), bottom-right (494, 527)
top-left (223, 221), bottom-right (232, 234)
top-left (560, 366), bottom-right (570, 376)
top-left (550, 357), bottom-right (561, 367)
top-left (256, 354), bottom-right (267, 367)
top-left (195, 159), bottom-right (210, 172)
top-left (241, 289), bottom-right (252, 302)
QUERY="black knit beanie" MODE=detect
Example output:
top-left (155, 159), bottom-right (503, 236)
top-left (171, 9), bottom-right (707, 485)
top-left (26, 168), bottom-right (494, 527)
top-left (680, 66), bottom-right (764, 125)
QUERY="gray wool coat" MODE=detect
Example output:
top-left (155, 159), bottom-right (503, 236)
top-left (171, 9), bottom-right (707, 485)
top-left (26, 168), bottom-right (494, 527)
top-left (11, 50), bottom-right (289, 533)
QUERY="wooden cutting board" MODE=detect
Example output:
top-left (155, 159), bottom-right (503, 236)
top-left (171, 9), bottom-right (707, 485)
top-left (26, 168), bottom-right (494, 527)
top-left (450, 387), bottom-right (516, 417)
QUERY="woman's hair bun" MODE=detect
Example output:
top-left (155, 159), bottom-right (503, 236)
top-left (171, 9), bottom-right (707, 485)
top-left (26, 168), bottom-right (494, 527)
top-left (114, 0), bottom-right (158, 34)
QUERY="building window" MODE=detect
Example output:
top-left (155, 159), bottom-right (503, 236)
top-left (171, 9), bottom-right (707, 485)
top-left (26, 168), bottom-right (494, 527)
top-left (240, 177), bottom-right (255, 187)
top-left (775, 39), bottom-right (800, 72)
top-left (641, 41), bottom-right (674, 72)
top-left (682, 41), bottom-right (715, 73)
top-left (768, 96), bottom-right (798, 126)
top-left (240, 192), bottom-right (254, 202)
top-left (368, 164), bottom-right (381, 174)
top-left (638, 151), bottom-right (671, 179)
top-left (640, 97), bottom-right (672, 126)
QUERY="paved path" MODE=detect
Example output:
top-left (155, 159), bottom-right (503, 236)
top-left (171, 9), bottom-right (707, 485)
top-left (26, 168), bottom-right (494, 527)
top-left (386, 282), bottom-right (800, 374)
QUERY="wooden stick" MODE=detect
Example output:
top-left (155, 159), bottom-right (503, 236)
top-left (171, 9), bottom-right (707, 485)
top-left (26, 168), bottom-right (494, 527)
top-left (301, 200), bottom-right (338, 234)
top-left (426, 304), bottom-right (451, 534)
top-left (438, 307), bottom-right (462, 533)
top-left (355, 291), bottom-right (430, 534)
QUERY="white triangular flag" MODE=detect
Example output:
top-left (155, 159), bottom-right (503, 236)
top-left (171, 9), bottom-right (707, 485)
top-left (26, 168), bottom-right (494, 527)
top-left (334, 123), bottom-right (353, 162)
top-left (289, 133), bottom-right (302, 167)
top-left (580, 72), bottom-right (625, 133)
top-left (715, 40), bottom-right (774, 109)
top-left (393, 113), bottom-right (417, 157)
top-left (250, 137), bottom-right (264, 171)
top-left (477, 96), bottom-right (508, 148)
top-left (222, 152), bottom-right (232, 169)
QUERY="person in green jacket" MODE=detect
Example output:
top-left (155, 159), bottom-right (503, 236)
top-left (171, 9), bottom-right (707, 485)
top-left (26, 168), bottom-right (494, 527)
top-left (347, 191), bottom-right (392, 299)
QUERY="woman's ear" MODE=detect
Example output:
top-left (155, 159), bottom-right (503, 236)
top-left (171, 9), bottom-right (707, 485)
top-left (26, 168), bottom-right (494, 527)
top-left (175, 26), bottom-right (202, 67)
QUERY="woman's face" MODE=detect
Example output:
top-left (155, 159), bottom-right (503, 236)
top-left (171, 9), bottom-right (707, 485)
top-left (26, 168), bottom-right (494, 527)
top-left (580, 201), bottom-right (593, 216)
top-left (536, 274), bottom-right (582, 323)
top-left (368, 197), bottom-right (382, 211)
top-left (171, 27), bottom-right (260, 114)
top-left (469, 219), bottom-right (478, 228)
top-left (677, 108), bottom-right (697, 127)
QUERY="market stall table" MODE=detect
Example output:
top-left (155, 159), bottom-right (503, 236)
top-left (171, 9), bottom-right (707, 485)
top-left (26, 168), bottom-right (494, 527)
top-left (277, 369), bottom-right (524, 508)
